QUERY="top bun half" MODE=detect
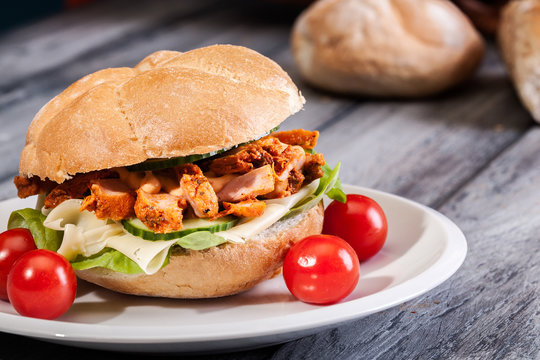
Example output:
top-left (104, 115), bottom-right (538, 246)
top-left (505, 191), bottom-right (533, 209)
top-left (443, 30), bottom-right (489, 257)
top-left (19, 45), bottom-right (305, 183)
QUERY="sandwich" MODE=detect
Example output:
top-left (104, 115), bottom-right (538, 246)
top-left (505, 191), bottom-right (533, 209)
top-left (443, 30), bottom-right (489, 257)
top-left (8, 45), bottom-right (345, 298)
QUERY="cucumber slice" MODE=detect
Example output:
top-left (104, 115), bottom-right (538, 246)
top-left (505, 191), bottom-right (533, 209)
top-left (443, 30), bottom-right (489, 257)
top-left (126, 151), bottom-right (223, 172)
top-left (126, 126), bottom-right (280, 172)
top-left (122, 216), bottom-right (238, 240)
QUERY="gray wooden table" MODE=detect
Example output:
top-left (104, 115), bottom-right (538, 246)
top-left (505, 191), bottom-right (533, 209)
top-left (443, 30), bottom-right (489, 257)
top-left (0, 1), bottom-right (538, 359)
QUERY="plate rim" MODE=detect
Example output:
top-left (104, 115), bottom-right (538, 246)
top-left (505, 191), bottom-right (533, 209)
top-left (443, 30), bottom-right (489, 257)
top-left (0, 185), bottom-right (467, 346)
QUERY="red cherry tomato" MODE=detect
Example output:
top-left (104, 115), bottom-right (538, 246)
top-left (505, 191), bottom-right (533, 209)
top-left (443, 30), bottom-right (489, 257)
top-left (0, 228), bottom-right (37, 301)
top-left (7, 249), bottom-right (77, 319)
top-left (283, 235), bottom-right (360, 304)
top-left (323, 194), bottom-right (388, 261)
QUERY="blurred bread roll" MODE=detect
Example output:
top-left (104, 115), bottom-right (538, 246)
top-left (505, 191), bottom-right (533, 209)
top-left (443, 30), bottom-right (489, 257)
top-left (291, 0), bottom-right (485, 97)
top-left (498, 0), bottom-right (540, 124)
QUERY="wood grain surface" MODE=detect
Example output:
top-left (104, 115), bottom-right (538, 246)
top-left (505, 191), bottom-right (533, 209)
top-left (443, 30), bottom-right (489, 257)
top-left (0, 1), bottom-right (538, 359)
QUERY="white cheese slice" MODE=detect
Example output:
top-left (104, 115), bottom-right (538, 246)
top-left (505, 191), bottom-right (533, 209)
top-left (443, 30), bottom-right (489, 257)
top-left (59, 224), bottom-right (110, 260)
top-left (45, 199), bottom-right (122, 260)
top-left (43, 199), bottom-right (175, 274)
top-left (106, 234), bottom-right (177, 275)
top-left (43, 199), bottom-right (104, 231)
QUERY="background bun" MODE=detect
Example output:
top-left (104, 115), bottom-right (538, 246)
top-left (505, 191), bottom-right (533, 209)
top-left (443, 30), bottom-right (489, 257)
top-left (498, 0), bottom-right (540, 124)
top-left (291, 0), bottom-right (484, 97)
top-left (75, 203), bottom-right (324, 299)
top-left (20, 45), bottom-right (305, 183)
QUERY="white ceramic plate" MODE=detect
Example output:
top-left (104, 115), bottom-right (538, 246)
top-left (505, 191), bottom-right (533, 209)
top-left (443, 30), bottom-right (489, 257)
top-left (0, 185), bottom-right (466, 353)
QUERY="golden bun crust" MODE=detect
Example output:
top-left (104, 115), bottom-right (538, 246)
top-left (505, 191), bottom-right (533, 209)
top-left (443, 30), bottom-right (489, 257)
top-left (291, 0), bottom-right (484, 97)
top-left (20, 45), bottom-right (305, 183)
top-left (498, 0), bottom-right (540, 124)
top-left (75, 203), bottom-right (324, 298)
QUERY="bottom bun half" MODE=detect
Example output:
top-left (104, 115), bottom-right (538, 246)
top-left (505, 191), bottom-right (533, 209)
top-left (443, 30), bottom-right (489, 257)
top-left (75, 203), bottom-right (324, 298)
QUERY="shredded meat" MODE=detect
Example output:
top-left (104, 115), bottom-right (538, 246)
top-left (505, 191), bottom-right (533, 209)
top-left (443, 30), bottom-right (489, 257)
top-left (175, 163), bottom-right (203, 176)
top-left (215, 199), bottom-right (266, 219)
top-left (270, 129), bottom-right (319, 150)
top-left (44, 170), bottom-right (116, 209)
top-left (209, 143), bottom-right (273, 176)
top-left (303, 153), bottom-right (325, 184)
top-left (217, 164), bottom-right (275, 202)
top-left (256, 137), bottom-right (289, 156)
top-left (134, 189), bottom-right (187, 233)
top-left (208, 132), bottom-right (324, 199)
top-left (207, 136), bottom-right (290, 177)
top-left (14, 176), bottom-right (56, 198)
top-left (80, 179), bottom-right (135, 220)
top-left (180, 173), bottom-right (219, 218)
top-left (264, 145), bottom-right (306, 199)
top-left (288, 168), bottom-right (305, 194)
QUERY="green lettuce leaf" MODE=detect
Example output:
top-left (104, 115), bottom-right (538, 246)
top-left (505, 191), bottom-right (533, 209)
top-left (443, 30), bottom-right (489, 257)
top-left (321, 163), bottom-right (347, 203)
top-left (69, 231), bottom-right (226, 274)
top-left (175, 231), bottom-right (227, 250)
top-left (7, 208), bottom-right (63, 251)
top-left (70, 248), bottom-right (145, 274)
top-left (70, 231), bottom-right (227, 274)
top-left (284, 160), bottom-right (346, 219)
top-left (303, 149), bottom-right (346, 203)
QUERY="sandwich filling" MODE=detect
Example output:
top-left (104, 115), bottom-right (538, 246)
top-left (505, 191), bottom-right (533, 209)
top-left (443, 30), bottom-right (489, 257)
top-left (10, 129), bottom-right (345, 275)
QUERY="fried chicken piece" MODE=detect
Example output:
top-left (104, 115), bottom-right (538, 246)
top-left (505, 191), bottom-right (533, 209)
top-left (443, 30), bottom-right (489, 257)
top-left (207, 174), bottom-right (239, 193)
top-left (217, 164), bottom-right (275, 202)
top-left (270, 129), bottom-right (319, 150)
top-left (180, 173), bottom-right (219, 218)
top-left (209, 143), bottom-right (273, 176)
top-left (44, 170), bottom-right (116, 209)
top-left (207, 136), bottom-right (293, 176)
top-left (264, 145), bottom-right (306, 199)
top-left (13, 176), bottom-right (56, 198)
top-left (80, 179), bottom-right (136, 220)
top-left (303, 152), bottom-right (325, 184)
top-left (256, 136), bottom-right (289, 156)
top-left (134, 189), bottom-right (187, 233)
top-left (175, 163), bottom-right (203, 176)
top-left (215, 199), bottom-right (266, 219)
top-left (209, 155), bottom-right (254, 175)
top-left (288, 168), bottom-right (305, 194)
